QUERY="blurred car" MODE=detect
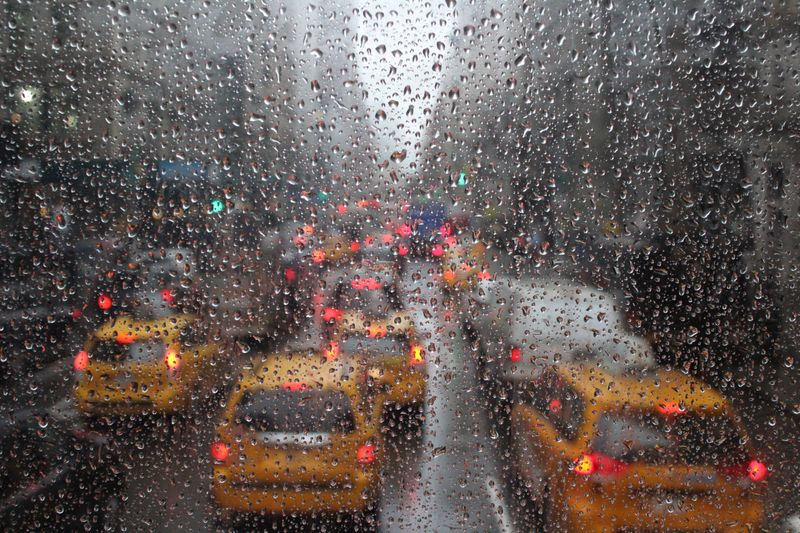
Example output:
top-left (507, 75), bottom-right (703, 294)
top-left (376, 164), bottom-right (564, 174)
top-left (0, 407), bottom-right (123, 531)
top-left (329, 311), bottom-right (425, 406)
top-left (317, 261), bottom-right (403, 321)
top-left (211, 355), bottom-right (385, 522)
top-left (440, 238), bottom-right (488, 289)
top-left (510, 364), bottom-right (766, 532)
top-left (74, 311), bottom-right (222, 416)
top-left (468, 277), bottom-right (655, 383)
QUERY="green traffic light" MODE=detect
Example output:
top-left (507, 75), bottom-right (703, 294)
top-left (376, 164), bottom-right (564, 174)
top-left (457, 171), bottom-right (467, 187)
top-left (211, 199), bottom-right (224, 213)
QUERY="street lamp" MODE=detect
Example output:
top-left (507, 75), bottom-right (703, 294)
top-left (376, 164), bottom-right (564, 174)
top-left (18, 86), bottom-right (39, 103)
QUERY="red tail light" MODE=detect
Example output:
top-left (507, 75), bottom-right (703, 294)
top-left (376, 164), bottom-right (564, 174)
top-left (211, 441), bottom-right (229, 462)
top-left (322, 307), bottom-right (343, 321)
top-left (573, 452), bottom-right (628, 478)
top-left (164, 348), bottom-right (180, 370)
top-left (97, 294), bottom-right (112, 310)
top-left (284, 267), bottom-right (297, 283)
top-left (381, 233), bottom-right (394, 245)
top-left (396, 224), bottom-right (412, 237)
top-left (73, 351), bottom-right (89, 371)
top-left (350, 241), bottom-right (361, 252)
top-left (352, 277), bottom-right (381, 290)
top-left (719, 459), bottom-right (768, 483)
top-left (656, 401), bottom-right (686, 415)
top-left (548, 399), bottom-right (562, 413)
top-left (431, 244), bottom-right (444, 257)
top-left (161, 289), bottom-right (175, 303)
top-left (282, 381), bottom-right (308, 392)
top-left (510, 347), bottom-right (522, 363)
top-left (398, 244), bottom-right (408, 256)
top-left (410, 344), bottom-right (425, 366)
top-left (357, 444), bottom-right (376, 465)
top-left (747, 459), bottom-right (767, 482)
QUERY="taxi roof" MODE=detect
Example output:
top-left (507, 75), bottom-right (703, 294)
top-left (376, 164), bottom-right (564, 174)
top-left (552, 363), bottom-right (728, 413)
top-left (93, 314), bottom-right (196, 341)
top-left (246, 353), bottom-right (363, 392)
top-left (337, 311), bottom-right (414, 335)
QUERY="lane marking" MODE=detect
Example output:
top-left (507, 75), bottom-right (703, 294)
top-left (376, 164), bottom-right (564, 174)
top-left (485, 475), bottom-right (515, 533)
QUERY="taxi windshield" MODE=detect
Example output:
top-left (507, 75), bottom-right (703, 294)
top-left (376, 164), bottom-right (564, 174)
top-left (592, 411), bottom-right (749, 467)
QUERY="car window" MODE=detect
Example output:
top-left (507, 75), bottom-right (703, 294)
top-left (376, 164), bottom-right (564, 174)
top-left (235, 389), bottom-right (357, 434)
top-left (592, 409), bottom-right (749, 467)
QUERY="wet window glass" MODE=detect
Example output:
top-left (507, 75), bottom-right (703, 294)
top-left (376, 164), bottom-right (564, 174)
top-left (1, 0), bottom-right (797, 531)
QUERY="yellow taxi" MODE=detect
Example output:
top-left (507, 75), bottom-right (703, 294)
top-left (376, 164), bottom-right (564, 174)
top-left (309, 231), bottom-right (358, 266)
top-left (440, 238), bottom-right (488, 288)
top-left (510, 364), bottom-right (765, 532)
top-left (73, 314), bottom-right (221, 415)
top-left (328, 311), bottom-right (426, 406)
top-left (211, 355), bottom-right (385, 519)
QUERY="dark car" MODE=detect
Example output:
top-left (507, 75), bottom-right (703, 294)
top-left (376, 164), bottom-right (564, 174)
top-left (0, 408), bottom-right (123, 531)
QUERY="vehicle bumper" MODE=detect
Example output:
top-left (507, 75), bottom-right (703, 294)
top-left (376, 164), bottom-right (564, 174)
top-left (211, 478), bottom-right (376, 514)
top-left (387, 371), bottom-right (425, 405)
top-left (74, 382), bottom-right (191, 415)
top-left (562, 490), bottom-right (764, 533)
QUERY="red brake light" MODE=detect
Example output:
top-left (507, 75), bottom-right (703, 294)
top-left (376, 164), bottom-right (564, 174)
top-left (161, 289), bottom-right (175, 303)
top-left (747, 460), bottom-right (767, 482)
top-left (656, 402), bottom-right (686, 415)
top-left (164, 348), bottom-right (180, 370)
top-left (431, 244), bottom-right (444, 257)
top-left (73, 351), bottom-right (89, 371)
top-left (337, 204), bottom-right (348, 214)
top-left (282, 381), bottom-right (308, 392)
top-left (510, 347), bottom-right (522, 363)
top-left (284, 267), bottom-right (297, 283)
top-left (398, 244), bottom-right (408, 256)
top-left (97, 294), bottom-right (112, 310)
top-left (396, 224), bottom-right (412, 237)
top-left (381, 233), bottom-right (394, 245)
top-left (352, 277), bottom-right (381, 290)
top-left (211, 441), bottom-right (229, 462)
top-left (322, 307), bottom-right (343, 321)
top-left (440, 224), bottom-right (452, 237)
top-left (357, 444), bottom-right (376, 465)
top-left (350, 241), bottom-right (360, 252)
top-left (548, 399), bottom-right (562, 413)
top-left (410, 344), bottom-right (425, 366)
